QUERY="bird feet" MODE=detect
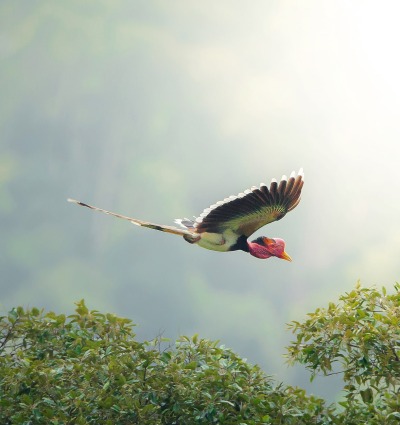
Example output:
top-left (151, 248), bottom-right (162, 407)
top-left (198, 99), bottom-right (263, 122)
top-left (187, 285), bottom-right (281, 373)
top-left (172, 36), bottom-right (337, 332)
top-left (183, 234), bottom-right (201, 244)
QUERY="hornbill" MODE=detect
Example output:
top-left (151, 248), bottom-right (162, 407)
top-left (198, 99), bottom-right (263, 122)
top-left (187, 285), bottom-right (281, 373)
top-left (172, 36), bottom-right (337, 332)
top-left (68, 168), bottom-right (304, 261)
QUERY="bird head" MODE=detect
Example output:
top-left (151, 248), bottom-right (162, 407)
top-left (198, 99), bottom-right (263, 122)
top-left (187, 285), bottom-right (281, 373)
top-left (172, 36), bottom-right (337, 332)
top-left (248, 237), bottom-right (292, 261)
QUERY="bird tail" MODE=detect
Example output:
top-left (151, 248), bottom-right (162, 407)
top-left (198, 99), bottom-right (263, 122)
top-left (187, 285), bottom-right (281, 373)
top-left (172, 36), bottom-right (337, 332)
top-left (67, 198), bottom-right (197, 238)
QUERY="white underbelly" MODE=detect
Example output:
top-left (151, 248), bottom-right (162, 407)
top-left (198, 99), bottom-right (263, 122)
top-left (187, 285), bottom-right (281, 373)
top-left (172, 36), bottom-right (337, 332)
top-left (196, 229), bottom-right (239, 252)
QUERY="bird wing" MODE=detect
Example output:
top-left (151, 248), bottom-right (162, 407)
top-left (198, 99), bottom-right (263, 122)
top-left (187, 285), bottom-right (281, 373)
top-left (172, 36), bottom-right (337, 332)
top-left (193, 169), bottom-right (304, 237)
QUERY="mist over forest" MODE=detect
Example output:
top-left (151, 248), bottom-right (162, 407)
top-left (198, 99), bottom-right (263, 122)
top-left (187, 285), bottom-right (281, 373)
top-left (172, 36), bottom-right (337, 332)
top-left (2, 1), bottom-right (400, 400)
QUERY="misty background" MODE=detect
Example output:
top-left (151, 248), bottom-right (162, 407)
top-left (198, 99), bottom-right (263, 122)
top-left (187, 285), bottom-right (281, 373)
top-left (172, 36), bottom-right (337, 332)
top-left (2, 1), bottom-right (400, 400)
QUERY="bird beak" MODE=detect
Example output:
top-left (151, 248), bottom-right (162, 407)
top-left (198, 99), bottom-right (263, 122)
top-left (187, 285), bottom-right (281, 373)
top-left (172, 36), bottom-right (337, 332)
top-left (280, 251), bottom-right (292, 262)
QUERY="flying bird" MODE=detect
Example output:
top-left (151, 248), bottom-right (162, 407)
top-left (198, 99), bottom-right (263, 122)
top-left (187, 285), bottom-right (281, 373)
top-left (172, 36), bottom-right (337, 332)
top-left (68, 169), bottom-right (304, 261)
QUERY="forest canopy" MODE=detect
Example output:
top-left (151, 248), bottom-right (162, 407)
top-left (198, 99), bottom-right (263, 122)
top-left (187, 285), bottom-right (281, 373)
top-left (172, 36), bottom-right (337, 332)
top-left (1, 284), bottom-right (399, 424)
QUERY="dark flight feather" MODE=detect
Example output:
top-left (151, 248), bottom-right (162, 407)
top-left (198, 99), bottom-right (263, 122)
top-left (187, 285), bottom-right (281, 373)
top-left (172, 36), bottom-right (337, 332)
top-left (191, 169), bottom-right (304, 237)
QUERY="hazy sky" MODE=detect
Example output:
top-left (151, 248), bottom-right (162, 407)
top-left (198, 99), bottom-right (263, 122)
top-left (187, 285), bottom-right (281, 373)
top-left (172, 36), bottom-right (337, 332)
top-left (2, 1), bottom-right (400, 399)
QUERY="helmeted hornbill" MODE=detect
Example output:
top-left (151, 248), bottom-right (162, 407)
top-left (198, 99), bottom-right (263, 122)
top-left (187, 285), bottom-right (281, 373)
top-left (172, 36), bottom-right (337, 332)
top-left (68, 168), bottom-right (304, 261)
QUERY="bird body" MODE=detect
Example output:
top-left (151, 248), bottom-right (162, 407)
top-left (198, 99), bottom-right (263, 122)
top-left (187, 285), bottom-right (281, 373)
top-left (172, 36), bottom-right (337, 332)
top-left (191, 229), bottom-right (242, 252)
top-left (68, 168), bottom-right (304, 261)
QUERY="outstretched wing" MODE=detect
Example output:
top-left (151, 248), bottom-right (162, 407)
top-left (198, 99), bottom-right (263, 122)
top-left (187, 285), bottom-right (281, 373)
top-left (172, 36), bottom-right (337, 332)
top-left (192, 169), bottom-right (304, 237)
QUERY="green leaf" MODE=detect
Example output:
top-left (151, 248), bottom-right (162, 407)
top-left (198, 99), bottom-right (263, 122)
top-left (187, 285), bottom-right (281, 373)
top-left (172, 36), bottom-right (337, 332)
top-left (360, 388), bottom-right (373, 403)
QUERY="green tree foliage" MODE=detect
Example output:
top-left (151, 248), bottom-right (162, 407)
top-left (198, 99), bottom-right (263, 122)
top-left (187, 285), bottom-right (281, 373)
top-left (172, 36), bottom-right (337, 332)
top-left (288, 283), bottom-right (400, 424)
top-left (1, 284), bottom-right (400, 424)
top-left (0, 300), bottom-right (328, 424)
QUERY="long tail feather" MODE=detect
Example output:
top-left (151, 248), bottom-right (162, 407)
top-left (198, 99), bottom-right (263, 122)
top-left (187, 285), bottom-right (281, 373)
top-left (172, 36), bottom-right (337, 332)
top-left (67, 199), bottom-right (196, 237)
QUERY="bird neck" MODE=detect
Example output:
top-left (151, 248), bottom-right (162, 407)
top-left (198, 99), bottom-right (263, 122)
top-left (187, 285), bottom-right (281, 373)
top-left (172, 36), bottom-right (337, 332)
top-left (229, 234), bottom-right (249, 252)
top-left (248, 241), bottom-right (272, 259)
